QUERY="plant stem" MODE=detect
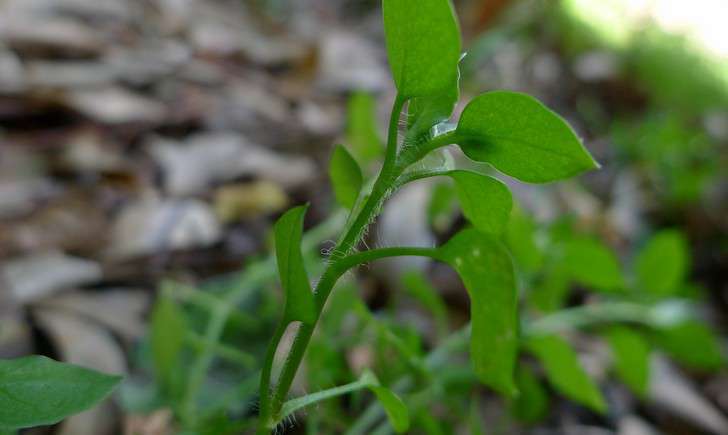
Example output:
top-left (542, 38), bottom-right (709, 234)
top-left (393, 167), bottom-right (451, 189)
top-left (264, 172), bottom-right (394, 426)
top-left (522, 300), bottom-right (691, 335)
top-left (256, 95), bottom-right (470, 433)
top-left (384, 94), bottom-right (406, 173)
top-left (279, 376), bottom-right (374, 420)
top-left (257, 321), bottom-right (287, 431)
top-left (181, 211), bottom-right (345, 427)
top-left (396, 129), bottom-right (459, 171)
top-left (257, 94), bottom-right (408, 433)
top-left (336, 247), bottom-right (439, 271)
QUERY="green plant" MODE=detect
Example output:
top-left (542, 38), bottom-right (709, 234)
top-left (611, 109), bottom-right (720, 204)
top-left (135, 208), bottom-right (723, 433)
top-left (338, 216), bottom-right (724, 433)
top-left (111, 1), bottom-right (722, 433)
top-left (255, 0), bottom-right (598, 433)
top-left (505, 218), bottom-right (724, 424)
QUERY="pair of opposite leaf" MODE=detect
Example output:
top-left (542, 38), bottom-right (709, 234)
top-left (273, 0), bottom-right (599, 424)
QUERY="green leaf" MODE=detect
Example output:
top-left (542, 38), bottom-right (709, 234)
top-left (370, 385), bottom-right (410, 433)
top-left (530, 263), bottom-right (570, 313)
top-left (427, 181), bottom-right (457, 232)
top-left (505, 205), bottom-right (543, 274)
top-left (654, 321), bottom-right (724, 371)
top-left (635, 230), bottom-right (689, 297)
top-left (448, 170), bottom-right (512, 236)
top-left (606, 327), bottom-right (650, 397)
top-left (455, 91), bottom-right (599, 183)
top-left (0, 356), bottom-right (121, 429)
top-left (347, 92), bottom-right (383, 164)
top-left (563, 237), bottom-right (623, 292)
top-left (435, 229), bottom-right (518, 396)
top-left (525, 335), bottom-right (607, 413)
top-left (329, 145), bottom-right (363, 209)
top-left (417, 412), bottom-right (446, 435)
top-left (274, 205), bottom-right (316, 324)
top-left (511, 364), bottom-right (549, 423)
top-left (150, 289), bottom-right (186, 394)
top-left (383, 0), bottom-right (461, 98)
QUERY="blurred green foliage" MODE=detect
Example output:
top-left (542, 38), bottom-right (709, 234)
top-left (127, 194), bottom-right (724, 434)
top-left (612, 111), bottom-right (721, 204)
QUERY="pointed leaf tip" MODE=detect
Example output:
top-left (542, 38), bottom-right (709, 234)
top-left (455, 91), bottom-right (599, 183)
top-left (0, 356), bottom-right (121, 429)
top-left (383, 0), bottom-right (461, 98)
top-left (370, 386), bottom-right (410, 433)
top-left (526, 335), bottom-right (607, 413)
top-left (329, 145), bottom-right (363, 210)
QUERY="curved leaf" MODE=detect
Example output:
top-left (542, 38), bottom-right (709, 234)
top-left (525, 335), bottom-right (606, 413)
top-left (435, 229), bottom-right (518, 396)
top-left (448, 170), bottom-right (512, 236)
top-left (347, 92), bottom-right (384, 164)
top-left (563, 237), bottom-right (623, 292)
top-left (635, 229), bottom-right (688, 297)
top-left (455, 91), bottom-right (599, 183)
top-left (505, 205), bottom-right (543, 274)
top-left (427, 181), bottom-right (457, 231)
top-left (606, 326), bottom-right (650, 397)
top-left (530, 263), bottom-right (570, 313)
top-left (654, 321), bottom-right (724, 371)
top-left (329, 145), bottom-right (363, 210)
top-left (383, 0), bottom-right (461, 98)
top-left (274, 206), bottom-right (316, 324)
top-left (511, 364), bottom-right (549, 423)
top-left (370, 385), bottom-right (410, 433)
top-left (150, 289), bottom-right (186, 394)
top-left (0, 356), bottom-right (121, 429)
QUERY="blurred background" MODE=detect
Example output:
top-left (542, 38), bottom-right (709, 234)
top-left (0, 0), bottom-right (726, 434)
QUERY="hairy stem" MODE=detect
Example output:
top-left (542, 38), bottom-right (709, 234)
top-left (257, 95), bottom-right (468, 433)
top-left (395, 129), bottom-right (459, 171)
top-left (257, 94), bottom-right (408, 433)
top-left (179, 211), bottom-right (344, 428)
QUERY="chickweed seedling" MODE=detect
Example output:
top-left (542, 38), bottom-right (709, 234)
top-left (3, 2), bottom-right (722, 432)
top-left (256, 0), bottom-right (598, 433)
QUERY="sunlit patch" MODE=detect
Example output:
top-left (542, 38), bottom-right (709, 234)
top-left (563, 0), bottom-right (728, 58)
